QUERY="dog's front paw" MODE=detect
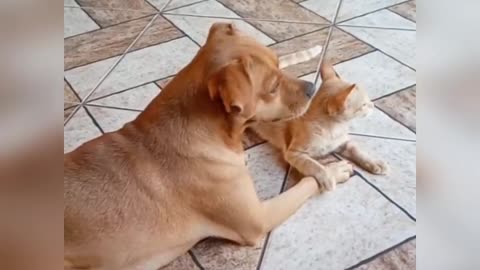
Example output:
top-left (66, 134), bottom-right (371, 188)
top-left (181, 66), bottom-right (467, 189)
top-left (313, 173), bottom-right (336, 192)
top-left (326, 160), bottom-right (354, 184)
top-left (364, 160), bottom-right (389, 175)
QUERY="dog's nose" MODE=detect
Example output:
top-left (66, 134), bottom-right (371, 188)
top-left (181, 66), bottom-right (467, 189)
top-left (302, 80), bottom-right (316, 98)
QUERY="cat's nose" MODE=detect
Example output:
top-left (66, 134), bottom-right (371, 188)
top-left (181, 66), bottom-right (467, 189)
top-left (302, 80), bottom-right (316, 98)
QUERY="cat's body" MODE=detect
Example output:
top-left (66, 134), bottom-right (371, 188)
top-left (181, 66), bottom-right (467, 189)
top-left (252, 63), bottom-right (388, 190)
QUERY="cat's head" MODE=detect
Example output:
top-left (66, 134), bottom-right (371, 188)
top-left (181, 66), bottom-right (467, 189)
top-left (315, 63), bottom-right (374, 121)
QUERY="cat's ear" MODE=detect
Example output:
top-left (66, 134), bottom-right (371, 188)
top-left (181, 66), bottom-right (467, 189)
top-left (327, 84), bottom-right (356, 115)
top-left (320, 62), bottom-right (337, 80)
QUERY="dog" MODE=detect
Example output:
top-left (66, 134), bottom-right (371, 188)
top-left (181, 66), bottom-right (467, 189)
top-left (64, 23), bottom-right (325, 270)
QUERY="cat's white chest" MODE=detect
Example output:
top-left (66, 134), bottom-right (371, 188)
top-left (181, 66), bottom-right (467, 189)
top-left (307, 126), bottom-right (349, 158)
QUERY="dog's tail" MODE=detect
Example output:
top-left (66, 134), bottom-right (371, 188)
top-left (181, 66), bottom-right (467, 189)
top-left (279, 45), bottom-right (322, 69)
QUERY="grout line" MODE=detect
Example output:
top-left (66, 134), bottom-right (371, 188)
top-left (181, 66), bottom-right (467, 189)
top-left (161, 12), bottom-right (333, 26)
top-left (65, 35), bottom-right (187, 72)
top-left (83, 106), bottom-right (105, 134)
top-left (312, 0), bottom-right (344, 87)
top-left (188, 250), bottom-right (206, 270)
top-left (334, 26), bottom-right (416, 71)
top-left (375, 105), bottom-right (416, 134)
top-left (255, 165), bottom-right (291, 270)
top-left (80, 14), bottom-right (160, 104)
top-left (335, 0), bottom-right (411, 24)
top-left (355, 171), bottom-right (416, 222)
top-left (64, 78), bottom-right (84, 125)
top-left (162, 0), bottom-right (209, 12)
top-left (344, 235), bottom-right (416, 270)
top-left (85, 104), bottom-right (143, 112)
top-left (349, 133), bottom-right (416, 142)
top-left (372, 84), bottom-right (415, 101)
top-left (339, 24), bottom-right (416, 31)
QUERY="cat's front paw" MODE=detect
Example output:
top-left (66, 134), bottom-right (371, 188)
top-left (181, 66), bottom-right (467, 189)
top-left (326, 160), bottom-right (354, 184)
top-left (364, 160), bottom-right (389, 175)
top-left (313, 173), bottom-right (336, 192)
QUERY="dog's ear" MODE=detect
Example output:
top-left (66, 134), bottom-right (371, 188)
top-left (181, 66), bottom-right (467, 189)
top-left (326, 84), bottom-right (356, 115)
top-left (320, 62), bottom-right (337, 81)
top-left (208, 57), bottom-right (254, 117)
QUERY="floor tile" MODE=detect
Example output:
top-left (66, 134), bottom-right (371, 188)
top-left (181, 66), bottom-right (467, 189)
top-left (64, 80), bottom-right (79, 108)
top-left (375, 86), bottom-right (416, 132)
top-left (65, 15), bottom-right (184, 70)
top-left (349, 108), bottom-right (415, 140)
top-left (340, 11), bottom-right (416, 68)
top-left (64, 0), bottom-right (99, 38)
top-left (164, 1), bottom-right (275, 45)
top-left (388, 1), bottom-right (416, 22)
top-left (216, 0), bottom-right (329, 41)
top-left (302, 0), bottom-right (405, 23)
top-left (161, 254), bottom-right (200, 270)
top-left (155, 76), bottom-right (174, 89)
top-left (355, 238), bottom-right (416, 270)
top-left (338, 9), bottom-right (415, 29)
top-left (260, 175), bottom-right (416, 270)
top-left (192, 143), bottom-right (287, 269)
top-left (350, 135), bottom-right (416, 217)
top-left (87, 106), bottom-right (140, 132)
top-left (324, 27), bottom-right (375, 65)
top-left (89, 83), bottom-right (161, 110)
top-left (65, 37), bottom-right (199, 99)
top-left (75, 0), bottom-right (157, 27)
top-left (333, 51), bottom-right (416, 99)
top-left (64, 107), bottom-right (102, 153)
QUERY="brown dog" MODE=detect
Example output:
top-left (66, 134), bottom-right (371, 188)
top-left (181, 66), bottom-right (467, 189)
top-left (64, 23), bottom-right (323, 270)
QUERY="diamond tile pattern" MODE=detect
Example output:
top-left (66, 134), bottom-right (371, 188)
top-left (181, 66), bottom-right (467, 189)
top-left (64, 0), bottom-right (416, 268)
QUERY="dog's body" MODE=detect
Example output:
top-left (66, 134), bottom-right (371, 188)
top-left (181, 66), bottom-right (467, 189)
top-left (64, 23), bottom-right (342, 270)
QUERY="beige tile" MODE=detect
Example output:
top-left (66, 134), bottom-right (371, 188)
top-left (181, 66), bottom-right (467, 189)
top-left (217, 0), bottom-right (329, 41)
top-left (76, 0), bottom-right (157, 27)
top-left (87, 106), bottom-right (140, 132)
top-left (389, 1), bottom-right (416, 22)
top-left (161, 253), bottom-right (200, 270)
top-left (89, 83), bottom-right (161, 110)
top-left (65, 15), bottom-right (184, 70)
top-left (64, 0), bottom-right (99, 38)
top-left (65, 37), bottom-right (199, 99)
top-left (261, 175), bottom-right (416, 270)
top-left (356, 239), bottom-right (416, 270)
top-left (325, 27), bottom-right (375, 65)
top-left (375, 86), bottom-right (416, 132)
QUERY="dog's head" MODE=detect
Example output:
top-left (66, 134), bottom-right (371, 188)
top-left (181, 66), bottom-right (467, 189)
top-left (205, 23), bottom-right (315, 123)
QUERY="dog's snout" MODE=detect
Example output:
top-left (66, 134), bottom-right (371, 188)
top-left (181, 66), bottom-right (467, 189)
top-left (302, 80), bottom-right (315, 98)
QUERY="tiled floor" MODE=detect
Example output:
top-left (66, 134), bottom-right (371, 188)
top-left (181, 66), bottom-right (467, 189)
top-left (64, 0), bottom-right (416, 269)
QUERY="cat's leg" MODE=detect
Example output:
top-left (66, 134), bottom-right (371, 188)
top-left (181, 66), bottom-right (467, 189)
top-left (337, 141), bottom-right (389, 175)
top-left (284, 149), bottom-right (353, 191)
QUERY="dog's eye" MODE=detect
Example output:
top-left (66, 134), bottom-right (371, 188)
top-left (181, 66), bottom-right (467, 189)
top-left (269, 81), bottom-right (280, 94)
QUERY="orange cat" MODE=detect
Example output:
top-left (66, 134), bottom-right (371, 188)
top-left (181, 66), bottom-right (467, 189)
top-left (251, 63), bottom-right (389, 191)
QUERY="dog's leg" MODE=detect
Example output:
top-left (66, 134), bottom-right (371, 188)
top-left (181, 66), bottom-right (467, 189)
top-left (284, 149), bottom-right (352, 191)
top-left (337, 141), bottom-right (389, 175)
